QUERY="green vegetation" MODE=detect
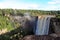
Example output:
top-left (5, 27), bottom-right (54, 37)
top-left (0, 16), bottom-right (13, 30)
top-left (0, 9), bottom-right (60, 16)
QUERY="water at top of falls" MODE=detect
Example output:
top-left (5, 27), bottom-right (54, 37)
top-left (35, 16), bottom-right (51, 35)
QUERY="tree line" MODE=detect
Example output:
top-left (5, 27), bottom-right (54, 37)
top-left (0, 9), bottom-right (60, 16)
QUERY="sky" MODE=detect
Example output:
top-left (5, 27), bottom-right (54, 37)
top-left (0, 0), bottom-right (60, 10)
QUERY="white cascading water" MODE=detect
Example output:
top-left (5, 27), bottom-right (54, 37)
top-left (35, 16), bottom-right (51, 35)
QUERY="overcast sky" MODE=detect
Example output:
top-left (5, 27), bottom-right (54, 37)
top-left (0, 0), bottom-right (60, 10)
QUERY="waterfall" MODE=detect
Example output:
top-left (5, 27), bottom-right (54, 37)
top-left (35, 16), bottom-right (51, 35)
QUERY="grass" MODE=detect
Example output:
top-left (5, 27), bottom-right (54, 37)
top-left (0, 16), bottom-right (14, 31)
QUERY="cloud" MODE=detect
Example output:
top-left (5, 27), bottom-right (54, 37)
top-left (44, 6), bottom-right (58, 10)
top-left (0, 0), bottom-right (39, 9)
top-left (48, 0), bottom-right (60, 4)
top-left (46, 0), bottom-right (60, 10)
top-left (48, 2), bottom-right (56, 4)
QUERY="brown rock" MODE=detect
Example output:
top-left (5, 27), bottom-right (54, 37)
top-left (22, 35), bottom-right (55, 40)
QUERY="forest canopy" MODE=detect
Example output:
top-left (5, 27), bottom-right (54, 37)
top-left (0, 9), bottom-right (60, 16)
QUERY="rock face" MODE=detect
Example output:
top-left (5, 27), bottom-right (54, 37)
top-left (23, 17), bottom-right (37, 35)
top-left (49, 18), bottom-right (60, 34)
top-left (12, 15), bottom-right (38, 35)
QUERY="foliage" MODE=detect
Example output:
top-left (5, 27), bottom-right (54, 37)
top-left (0, 9), bottom-right (60, 16)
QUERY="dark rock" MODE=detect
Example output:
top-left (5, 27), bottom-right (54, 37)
top-left (55, 37), bottom-right (60, 40)
top-left (12, 16), bottom-right (38, 35)
top-left (22, 35), bottom-right (55, 40)
top-left (49, 18), bottom-right (60, 34)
